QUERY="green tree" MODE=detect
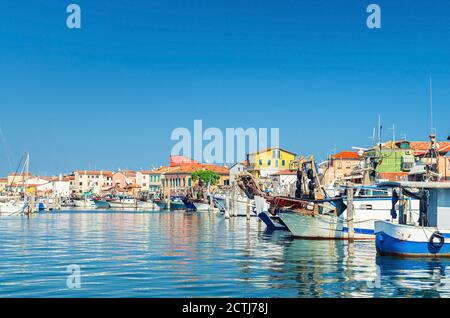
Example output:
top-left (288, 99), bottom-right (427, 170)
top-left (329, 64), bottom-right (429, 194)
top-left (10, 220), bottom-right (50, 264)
top-left (191, 170), bottom-right (220, 187)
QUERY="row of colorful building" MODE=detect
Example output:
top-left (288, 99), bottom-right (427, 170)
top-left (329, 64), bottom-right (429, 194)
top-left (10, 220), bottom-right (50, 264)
top-left (1, 137), bottom-right (449, 197)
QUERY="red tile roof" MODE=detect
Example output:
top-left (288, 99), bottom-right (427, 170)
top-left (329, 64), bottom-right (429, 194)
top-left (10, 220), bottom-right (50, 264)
top-left (331, 151), bottom-right (361, 159)
top-left (163, 163), bottom-right (229, 175)
top-left (169, 156), bottom-right (200, 167)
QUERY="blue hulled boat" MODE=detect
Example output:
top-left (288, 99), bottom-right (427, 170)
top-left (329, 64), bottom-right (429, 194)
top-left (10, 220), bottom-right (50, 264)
top-left (375, 181), bottom-right (450, 257)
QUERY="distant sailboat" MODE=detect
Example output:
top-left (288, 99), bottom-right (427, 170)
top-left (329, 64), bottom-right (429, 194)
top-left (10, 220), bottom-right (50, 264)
top-left (0, 153), bottom-right (30, 215)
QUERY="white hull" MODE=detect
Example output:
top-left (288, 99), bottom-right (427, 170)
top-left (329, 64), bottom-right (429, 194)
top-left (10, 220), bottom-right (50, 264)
top-left (109, 200), bottom-right (160, 210)
top-left (278, 197), bottom-right (420, 240)
top-left (193, 202), bottom-right (212, 211)
top-left (109, 201), bottom-right (138, 208)
top-left (73, 199), bottom-right (96, 208)
top-left (375, 220), bottom-right (450, 257)
top-left (137, 201), bottom-right (160, 210)
top-left (0, 201), bottom-right (28, 215)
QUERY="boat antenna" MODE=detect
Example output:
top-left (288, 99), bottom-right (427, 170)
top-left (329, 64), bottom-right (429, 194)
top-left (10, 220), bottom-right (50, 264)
top-left (429, 77), bottom-right (436, 136)
top-left (378, 114), bottom-right (382, 152)
top-left (388, 124), bottom-right (396, 148)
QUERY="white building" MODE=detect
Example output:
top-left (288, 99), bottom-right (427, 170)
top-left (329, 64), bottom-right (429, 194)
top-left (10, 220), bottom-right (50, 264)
top-left (229, 163), bottom-right (246, 184)
top-left (269, 169), bottom-right (297, 196)
top-left (72, 170), bottom-right (113, 194)
top-left (136, 171), bottom-right (151, 192)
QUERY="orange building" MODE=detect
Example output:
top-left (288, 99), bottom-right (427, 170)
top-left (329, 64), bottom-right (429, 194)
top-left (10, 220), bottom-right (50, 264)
top-left (321, 151), bottom-right (364, 185)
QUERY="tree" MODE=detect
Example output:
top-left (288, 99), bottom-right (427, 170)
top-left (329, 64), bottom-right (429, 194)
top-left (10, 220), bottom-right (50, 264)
top-left (191, 170), bottom-right (220, 187)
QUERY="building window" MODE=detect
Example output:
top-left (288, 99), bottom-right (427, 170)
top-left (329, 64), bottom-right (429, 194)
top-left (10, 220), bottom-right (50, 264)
top-left (267, 160), bottom-right (271, 166)
top-left (275, 160), bottom-right (279, 167)
top-left (258, 159), bottom-right (262, 166)
top-left (282, 160), bottom-right (286, 166)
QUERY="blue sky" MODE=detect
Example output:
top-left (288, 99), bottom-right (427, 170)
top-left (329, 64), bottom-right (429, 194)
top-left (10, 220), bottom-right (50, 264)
top-left (0, 1), bottom-right (449, 176)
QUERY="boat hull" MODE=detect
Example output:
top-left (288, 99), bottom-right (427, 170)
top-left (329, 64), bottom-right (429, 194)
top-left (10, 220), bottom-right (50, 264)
top-left (0, 201), bottom-right (28, 214)
top-left (93, 199), bottom-right (111, 209)
top-left (154, 201), bottom-right (186, 210)
top-left (109, 201), bottom-right (138, 209)
top-left (73, 199), bottom-right (96, 209)
top-left (258, 211), bottom-right (288, 230)
top-left (193, 202), bottom-right (212, 211)
top-left (278, 211), bottom-right (368, 239)
top-left (375, 221), bottom-right (450, 257)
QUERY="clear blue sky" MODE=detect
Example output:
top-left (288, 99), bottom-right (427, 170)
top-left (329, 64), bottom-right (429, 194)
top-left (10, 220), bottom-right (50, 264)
top-left (0, 1), bottom-right (449, 176)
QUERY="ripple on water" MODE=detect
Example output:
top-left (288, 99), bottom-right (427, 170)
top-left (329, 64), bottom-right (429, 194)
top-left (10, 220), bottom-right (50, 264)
top-left (1, 211), bottom-right (450, 297)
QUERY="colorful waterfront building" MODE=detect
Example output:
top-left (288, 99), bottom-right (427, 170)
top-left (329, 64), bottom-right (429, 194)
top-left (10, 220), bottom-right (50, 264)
top-left (161, 163), bottom-right (229, 191)
top-left (245, 147), bottom-right (297, 178)
top-left (138, 167), bottom-right (170, 195)
top-left (364, 140), bottom-right (450, 181)
top-left (321, 151), bottom-right (364, 185)
top-left (72, 170), bottom-right (113, 194)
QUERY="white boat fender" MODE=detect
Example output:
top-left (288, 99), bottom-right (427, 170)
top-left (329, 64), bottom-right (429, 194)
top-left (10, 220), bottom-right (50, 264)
top-left (429, 232), bottom-right (445, 250)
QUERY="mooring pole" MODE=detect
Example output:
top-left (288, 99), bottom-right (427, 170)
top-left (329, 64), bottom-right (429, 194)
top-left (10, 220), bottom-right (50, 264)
top-left (167, 186), bottom-right (171, 211)
top-left (347, 185), bottom-right (354, 242)
top-left (232, 183), bottom-right (237, 217)
top-left (225, 189), bottom-right (230, 219)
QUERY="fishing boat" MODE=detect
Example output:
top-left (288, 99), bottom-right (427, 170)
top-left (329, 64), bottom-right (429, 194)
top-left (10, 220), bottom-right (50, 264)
top-left (239, 156), bottom-right (421, 239)
top-left (136, 199), bottom-right (159, 210)
top-left (93, 198), bottom-right (111, 209)
top-left (254, 196), bottom-right (287, 230)
top-left (375, 181), bottom-right (450, 257)
top-left (154, 196), bottom-right (188, 210)
top-left (214, 190), bottom-right (256, 216)
top-left (108, 195), bottom-right (138, 209)
top-left (73, 197), bottom-right (96, 208)
top-left (0, 200), bottom-right (28, 215)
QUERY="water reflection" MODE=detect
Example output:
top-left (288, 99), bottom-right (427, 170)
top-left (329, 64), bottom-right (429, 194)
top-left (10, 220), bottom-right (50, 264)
top-left (0, 211), bottom-right (449, 297)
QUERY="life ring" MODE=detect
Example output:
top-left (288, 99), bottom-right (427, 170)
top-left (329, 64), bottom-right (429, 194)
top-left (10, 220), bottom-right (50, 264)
top-left (429, 232), bottom-right (445, 250)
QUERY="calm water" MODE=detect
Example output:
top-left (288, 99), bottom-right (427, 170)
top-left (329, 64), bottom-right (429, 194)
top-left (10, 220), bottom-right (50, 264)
top-left (1, 210), bottom-right (450, 298)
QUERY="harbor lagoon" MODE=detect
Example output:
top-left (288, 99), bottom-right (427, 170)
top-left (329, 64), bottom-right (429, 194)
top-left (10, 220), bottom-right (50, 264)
top-left (1, 211), bottom-right (450, 298)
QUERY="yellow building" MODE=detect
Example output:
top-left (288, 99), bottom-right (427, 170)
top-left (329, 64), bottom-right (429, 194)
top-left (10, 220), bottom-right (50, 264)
top-left (246, 147), bottom-right (297, 177)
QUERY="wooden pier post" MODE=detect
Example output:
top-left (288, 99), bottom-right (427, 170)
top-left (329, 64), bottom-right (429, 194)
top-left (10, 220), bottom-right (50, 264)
top-left (225, 189), bottom-right (230, 219)
top-left (246, 197), bottom-right (251, 220)
top-left (209, 189), bottom-right (214, 211)
top-left (347, 186), bottom-right (354, 242)
top-left (232, 184), bottom-right (237, 217)
top-left (167, 187), bottom-right (171, 211)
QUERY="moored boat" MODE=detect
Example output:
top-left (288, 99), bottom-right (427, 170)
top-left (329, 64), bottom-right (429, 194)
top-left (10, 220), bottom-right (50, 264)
top-left (375, 181), bottom-right (450, 257)
top-left (73, 198), bottom-right (96, 209)
top-left (0, 200), bottom-right (28, 215)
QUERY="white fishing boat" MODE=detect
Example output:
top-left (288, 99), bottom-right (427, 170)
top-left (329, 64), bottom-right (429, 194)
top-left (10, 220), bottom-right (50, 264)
top-left (108, 196), bottom-right (138, 208)
top-left (193, 201), bottom-right (212, 211)
top-left (375, 181), bottom-right (450, 257)
top-left (0, 200), bottom-right (28, 215)
top-left (73, 198), bottom-right (96, 208)
top-left (214, 193), bottom-right (255, 215)
top-left (136, 200), bottom-right (160, 210)
top-left (254, 196), bottom-right (287, 230)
